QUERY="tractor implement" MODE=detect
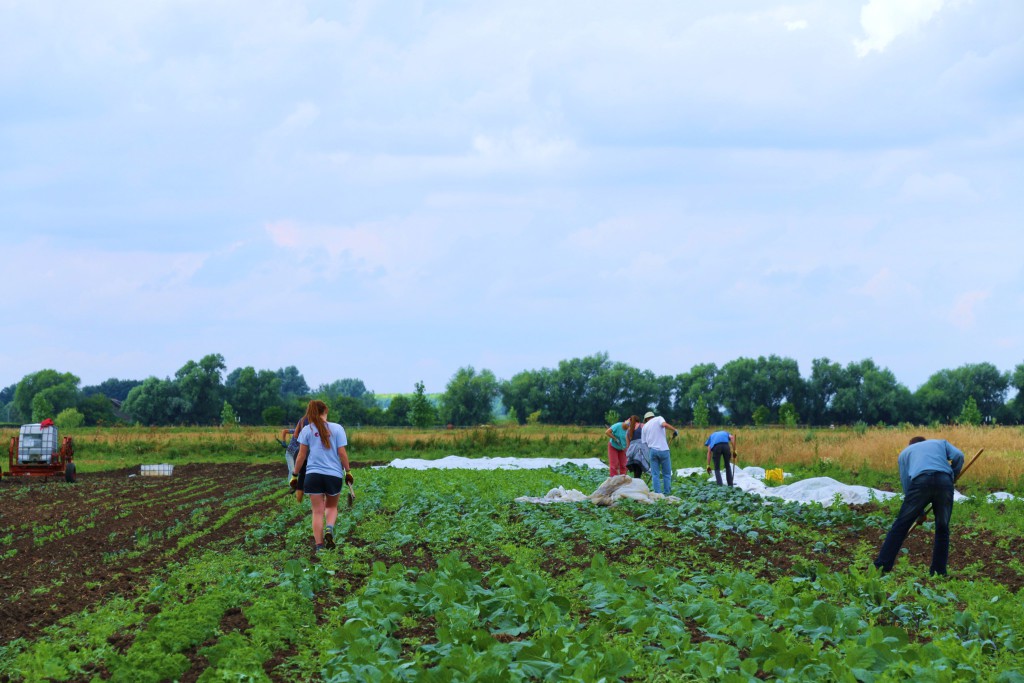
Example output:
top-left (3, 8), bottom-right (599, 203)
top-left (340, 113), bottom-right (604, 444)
top-left (4, 422), bottom-right (76, 481)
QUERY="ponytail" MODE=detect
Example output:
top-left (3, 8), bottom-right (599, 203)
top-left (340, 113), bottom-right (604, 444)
top-left (305, 400), bottom-right (332, 449)
top-left (627, 415), bottom-right (640, 440)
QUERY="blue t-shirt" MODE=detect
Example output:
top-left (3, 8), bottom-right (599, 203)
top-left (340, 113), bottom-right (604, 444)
top-left (298, 421), bottom-right (348, 478)
top-left (705, 431), bottom-right (731, 448)
top-left (897, 439), bottom-right (964, 493)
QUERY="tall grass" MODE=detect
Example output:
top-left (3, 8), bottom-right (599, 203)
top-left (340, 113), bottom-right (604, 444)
top-left (4, 423), bottom-right (1021, 491)
top-left (733, 424), bottom-right (1024, 491)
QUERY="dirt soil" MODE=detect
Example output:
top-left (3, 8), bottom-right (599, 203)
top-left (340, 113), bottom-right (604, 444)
top-left (0, 464), bottom-right (288, 643)
top-left (2, 463), bottom-right (1020, 657)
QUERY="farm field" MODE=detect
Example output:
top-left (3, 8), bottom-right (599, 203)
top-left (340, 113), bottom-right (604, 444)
top-left (2, 440), bottom-right (1024, 682)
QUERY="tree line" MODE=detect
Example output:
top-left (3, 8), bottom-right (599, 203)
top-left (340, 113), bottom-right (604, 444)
top-left (2, 352), bottom-right (1023, 429)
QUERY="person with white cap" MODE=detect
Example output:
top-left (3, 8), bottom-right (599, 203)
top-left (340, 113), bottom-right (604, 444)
top-left (640, 411), bottom-right (679, 495)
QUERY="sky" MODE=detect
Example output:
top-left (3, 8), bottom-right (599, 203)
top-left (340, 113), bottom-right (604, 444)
top-left (2, 0), bottom-right (1022, 395)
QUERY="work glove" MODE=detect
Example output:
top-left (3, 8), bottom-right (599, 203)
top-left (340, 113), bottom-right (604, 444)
top-left (706, 466), bottom-right (712, 475)
top-left (289, 475), bottom-right (299, 492)
top-left (672, 430), bottom-right (679, 439)
top-left (917, 511), bottom-right (928, 526)
top-left (345, 471), bottom-right (354, 485)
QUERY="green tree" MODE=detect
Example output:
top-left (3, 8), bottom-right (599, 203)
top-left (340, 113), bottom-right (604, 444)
top-left (226, 367), bottom-right (282, 425)
top-left (122, 377), bottom-right (189, 425)
top-left (441, 366), bottom-right (499, 426)
top-left (547, 354), bottom-right (612, 424)
top-left (386, 394), bottom-right (412, 426)
top-left (715, 356), bottom-right (802, 425)
top-left (806, 358), bottom-right (913, 426)
top-left (31, 394), bottom-right (54, 422)
top-left (806, 358), bottom-right (844, 425)
top-left (262, 405), bottom-right (286, 426)
top-left (275, 366), bottom-right (310, 399)
top-left (915, 363), bottom-right (1009, 425)
top-left (500, 369), bottom-right (553, 425)
top-left (318, 378), bottom-right (376, 407)
top-left (55, 407), bottom-right (85, 430)
top-left (674, 363), bottom-right (721, 425)
top-left (778, 402), bottom-right (799, 428)
top-left (0, 383), bottom-right (15, 405)
top-left (174, 354), bottom-right (227, 425)
top-left (752, 405), bottom-right (770, 427)
top-left (956, 396), bottom-right (983, 426)
top-left (13, 370), bottom-right (81, 423)
top-left (329, 395), bottom-right (383, 426)
top-left (692, 395), bottom-right (710, 428)
top-left (410, 381), bottom-right (436, 428)
top-left (81, 378), bottom-right (142, 402)
top-left (1008, 363), bottom-right (1024, 424)
top-left (79, 394), bottom-right (117, 426)
top-left (221, 401), bottom-right (238, 427)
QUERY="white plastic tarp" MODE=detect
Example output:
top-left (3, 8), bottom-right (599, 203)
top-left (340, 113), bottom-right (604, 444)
top-left (384, 457), bottom-right (1017, 507)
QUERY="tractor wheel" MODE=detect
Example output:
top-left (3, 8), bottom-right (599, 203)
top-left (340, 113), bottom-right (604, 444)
top-left (65, 461), bottom-right (77, 483)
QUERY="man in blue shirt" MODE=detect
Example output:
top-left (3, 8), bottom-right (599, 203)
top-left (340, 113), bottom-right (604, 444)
top-left (874, 436), bottom-right (965, 576)
top-left (704, 430), bottom-right (737, 486)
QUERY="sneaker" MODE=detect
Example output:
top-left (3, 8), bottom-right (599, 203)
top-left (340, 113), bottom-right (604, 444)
top-left (315, 543), bottom-right (324, 555)
top-left (323, 530), bottom-right (336, 550)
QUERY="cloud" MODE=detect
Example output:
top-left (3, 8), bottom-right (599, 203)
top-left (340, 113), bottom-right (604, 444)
top-left (471, 130), bottom-right (575, 168)
top-left (855, 0), bottom-right (948, 57)
top-left (949, 290), bottom-right (990, 330)
top-left (855, 267), bottom-right (918, 300)
top-left (280, 102), bottom-right (320, 131)
top-left (785, 20), bottom-right (809, 31)
top-left (899, 172), bottom-right (980, 203)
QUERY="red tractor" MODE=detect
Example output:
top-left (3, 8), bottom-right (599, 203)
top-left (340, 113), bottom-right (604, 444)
top-left (4, 422), bottom-right (76, 482)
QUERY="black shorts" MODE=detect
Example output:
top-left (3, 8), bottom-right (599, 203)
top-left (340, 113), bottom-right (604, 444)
top-left (303, 473), bottom-right (343, 496)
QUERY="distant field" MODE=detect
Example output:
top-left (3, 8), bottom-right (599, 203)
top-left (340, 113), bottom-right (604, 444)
top-left (4, 423), bottom-right (1022, 493)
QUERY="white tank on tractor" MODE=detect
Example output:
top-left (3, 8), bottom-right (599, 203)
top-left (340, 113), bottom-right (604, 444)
top-left (3, 421), bottom-right (76, 481)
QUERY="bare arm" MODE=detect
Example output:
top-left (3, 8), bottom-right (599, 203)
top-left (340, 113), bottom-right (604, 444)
top-left (338, 445), bottom-right (351, 472)
top-left (293, 444), bottom-right (308, 475)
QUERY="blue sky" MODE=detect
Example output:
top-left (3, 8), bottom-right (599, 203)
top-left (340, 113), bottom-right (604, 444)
top-left (2, 0), bottom-right (1022, 394)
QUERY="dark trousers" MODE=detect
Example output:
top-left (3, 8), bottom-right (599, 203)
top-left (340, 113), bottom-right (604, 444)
top-left (712, 443), bottom-right (734, 486)
top-left (874, 471), bottom-right (954, 575)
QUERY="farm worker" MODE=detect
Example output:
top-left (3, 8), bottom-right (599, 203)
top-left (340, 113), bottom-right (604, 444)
top-left (285, 415), bottom-right (310, 503)
top-left (625, 415), bottom-right (649, 478)
top-left (873, 436), bottom-right (964, 576)
top-left (641, 411), bottom-right (679, 495)
top-left (704, 430), bottom-right (737, 487)
top-left (604, 416), bottom-right (630, 477)
top-left (291, 400), bottom-right (354, 554)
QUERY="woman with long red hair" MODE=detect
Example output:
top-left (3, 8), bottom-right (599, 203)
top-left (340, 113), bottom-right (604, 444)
top-left (291, 399), bottom-right (353, 553)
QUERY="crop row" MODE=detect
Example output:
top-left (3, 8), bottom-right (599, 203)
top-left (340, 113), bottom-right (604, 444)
top-left (2, 464), bottom-right (1022, 681)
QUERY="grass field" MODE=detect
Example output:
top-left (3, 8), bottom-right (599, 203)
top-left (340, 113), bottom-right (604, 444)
top-left (2, 425), bottom-right (1024, 680)
top-left (6, 424), bottom-right (1022, 494)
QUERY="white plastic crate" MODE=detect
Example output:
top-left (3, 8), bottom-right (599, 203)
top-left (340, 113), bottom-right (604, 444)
top-left (18, 423), bottom-right (58, 464)
top-left (140, 464), bottom-right (174, 476)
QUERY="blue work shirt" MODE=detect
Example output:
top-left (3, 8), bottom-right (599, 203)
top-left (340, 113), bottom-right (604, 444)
top-left (705, 431), bottom-right (731, 447)
top-left (897, 439), bottom-right (964, 493)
